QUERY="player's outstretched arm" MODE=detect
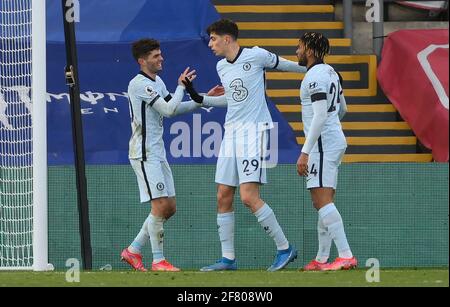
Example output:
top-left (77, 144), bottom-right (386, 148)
top-left (171, 83), bottom-right (226, 117)
top-left (255, 47), bottom-right (306, 73)
top-left (183, 77), bottom-right (228, 108)
top-left (202, 95), bottom-right (227, 107)
top-left (203, 85), bottom-right (227, 107)
top-left (152, 67), bottom-right (199, 117)
top-left (275, 56), bottom-right (307, 73)
top-left (151, 84), bottom-right (185, 117)
top-left (171, 100), bottom-right (200, 117)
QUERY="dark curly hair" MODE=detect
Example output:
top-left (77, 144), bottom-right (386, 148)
top-left (300, 32), bottom-right (330, 61)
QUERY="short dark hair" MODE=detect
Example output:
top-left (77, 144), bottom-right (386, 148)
top-left (299, 32), bottom-right (330, 61)
top-left (206, 19), bottom-right (239, 40)
top-left (131, 38), bottom-right (160, 62)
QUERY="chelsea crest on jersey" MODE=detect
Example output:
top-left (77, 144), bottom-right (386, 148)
top-left (217, 47), bottom-right (279, 133)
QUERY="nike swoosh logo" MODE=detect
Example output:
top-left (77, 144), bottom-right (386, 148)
top-left (306, 178), bottom-right (312, 182)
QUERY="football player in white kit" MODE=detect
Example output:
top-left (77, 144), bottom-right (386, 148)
top-left (183, 19), bottom-right (306, 271)
top-left (295, 32), bottom-right (357, 271)
top-left (121, 38), bottom-right (224, 272)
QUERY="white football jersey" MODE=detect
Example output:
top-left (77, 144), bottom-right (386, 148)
top-left (128, 72), bottom-right (172, 161)
top-left (300, 63), bottom-right (347, 153)
top-left (217, 47), bottom-right (279, 133)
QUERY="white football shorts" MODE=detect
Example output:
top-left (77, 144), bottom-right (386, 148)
top-left (215, 129), bottom-right (268, 187)
top-left (130, 159), bottom-right (175, 202)
top-left (306, 149), bottom-right (345, 190)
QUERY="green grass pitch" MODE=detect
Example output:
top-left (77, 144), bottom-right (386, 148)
top-left (0, 268), bottom-right (447, 287)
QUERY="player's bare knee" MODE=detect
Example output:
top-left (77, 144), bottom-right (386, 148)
top-left (311, 188), bottom-right (334, 209)
top-left (165, 205), bottom-right (176, 219)
top-left (217, 186), bottom-right (234, 206)
top-left (240, 194), bottom-right (259, 208)
top-left (217, 200), bottom-right (233, 213)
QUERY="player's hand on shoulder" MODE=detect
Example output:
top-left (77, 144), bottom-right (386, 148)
top-left (178, 67), bottom-right (196, 86)
top-left (207, 85), bottom-right (225, 97)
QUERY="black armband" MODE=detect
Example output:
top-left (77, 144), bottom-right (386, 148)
top-left (164, 94), bottom-right (172, 102)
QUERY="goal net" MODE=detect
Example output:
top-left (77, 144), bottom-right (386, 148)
top-left (0, 0), bottom-right (49, 271)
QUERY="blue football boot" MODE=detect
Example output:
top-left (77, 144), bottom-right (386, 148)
top-left (267, 245), bottom-right (298, 272)
top-left (200, 257), bottom-right (237, 272)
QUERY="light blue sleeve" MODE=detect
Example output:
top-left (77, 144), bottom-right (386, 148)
top-left (276, 57), bottom-right (307, 73)
top-left (133, 80), bottom-right (160, 105)
top-left (203, 95), bottom-right (227, 107)
top-left (151, 85), bottom-right (185, 117)
top-left (159, 79), bottom-right (171, 100)
top-left (252, 46), bottom-right (279, 69)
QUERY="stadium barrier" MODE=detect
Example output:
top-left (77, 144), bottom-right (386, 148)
top-left (48, 163), bottom-right (448, 270)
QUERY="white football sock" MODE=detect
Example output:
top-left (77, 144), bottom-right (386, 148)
top-left (319, 203), bottom-right (353, 259)
top-left (147, 214), bottom-right (166, 263)
top-left (254, 203), bottom-right (289, 251)
top-left (316, 215), bottom-right (332, 263)
top-left (217, 212), bottom-right (235, 260)
top-left (129, 214), bottom-right (151, 254)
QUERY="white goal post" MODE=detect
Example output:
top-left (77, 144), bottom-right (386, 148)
top-left (0, 0), bottom-right (51, 271)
